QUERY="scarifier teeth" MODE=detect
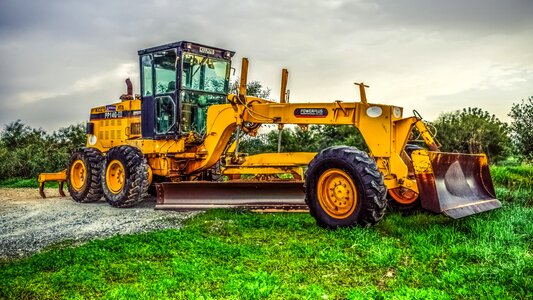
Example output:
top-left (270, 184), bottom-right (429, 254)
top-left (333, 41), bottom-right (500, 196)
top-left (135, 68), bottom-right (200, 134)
top-left (58, 182), bottom-right (66, 197)
top-left (39, 183), bottom-right (46, 198)
top-left (39, 181), bottom-right (67, 198)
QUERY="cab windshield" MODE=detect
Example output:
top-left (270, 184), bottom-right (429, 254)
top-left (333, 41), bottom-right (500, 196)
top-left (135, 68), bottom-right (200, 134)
top-left (181, 53), bottom-right (230, 94)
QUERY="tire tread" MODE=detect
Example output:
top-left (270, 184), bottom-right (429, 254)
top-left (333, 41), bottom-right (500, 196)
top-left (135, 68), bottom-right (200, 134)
top-left (305, 146), bottom-right (387, 228)
top-left (67, 148), bottom-right (104, 203)
top-left (102, 145), bottom-right (148, 208)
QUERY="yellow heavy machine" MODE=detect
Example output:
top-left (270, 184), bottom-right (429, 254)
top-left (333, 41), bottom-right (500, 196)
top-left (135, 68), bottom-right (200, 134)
top-left (39, 41), bottom-right (500, 228)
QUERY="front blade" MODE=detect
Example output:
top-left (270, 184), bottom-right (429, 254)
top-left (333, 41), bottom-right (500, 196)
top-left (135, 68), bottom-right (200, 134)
top-left (155, 181), bottom-right (307, 210)
top-left (412, 151), bottom-right (501, 219)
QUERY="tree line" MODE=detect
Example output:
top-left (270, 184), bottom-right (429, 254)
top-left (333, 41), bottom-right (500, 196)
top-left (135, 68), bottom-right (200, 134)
top-left (0, 121), bottom-right (86, 181)
top-left (0, 93), bottom-right (530, 181)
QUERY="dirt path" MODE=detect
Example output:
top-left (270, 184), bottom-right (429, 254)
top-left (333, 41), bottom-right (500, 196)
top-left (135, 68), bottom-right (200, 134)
top-left (0, 188), bottom-right (198, 259)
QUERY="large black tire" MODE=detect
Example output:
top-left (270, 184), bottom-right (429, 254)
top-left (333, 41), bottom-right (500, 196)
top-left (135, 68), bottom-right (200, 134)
top-left (102, 145), bottom-right (149, 208)
top-left (387, 144), bottom-right (422, 213)
top-left (66, 148), bottom-right (104, 203)
top-left (305, 146), bottom-right (387, 229)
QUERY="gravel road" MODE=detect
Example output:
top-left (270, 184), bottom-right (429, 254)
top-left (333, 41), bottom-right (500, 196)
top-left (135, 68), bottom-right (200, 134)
top-left (0, 188), bottom-right (198, 259)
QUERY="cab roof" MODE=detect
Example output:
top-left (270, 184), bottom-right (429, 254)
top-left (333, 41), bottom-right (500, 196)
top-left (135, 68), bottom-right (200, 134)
top-left (137, 41), bottom-right (235, 57)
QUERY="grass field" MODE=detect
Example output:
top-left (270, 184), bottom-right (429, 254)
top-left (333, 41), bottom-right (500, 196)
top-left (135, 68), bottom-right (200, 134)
top-left (0, 166), bottom-right (531, 299)
top-left (0, 178), bottom-right (42, 188)
top-left (0, 178), bottom-right (59, 188)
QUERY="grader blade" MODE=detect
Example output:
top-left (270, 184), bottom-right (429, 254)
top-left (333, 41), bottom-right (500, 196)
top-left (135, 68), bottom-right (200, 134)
top-left (412, 151), bottom-right (501, 219)
top-left (155, 181), bottom-right (307, 210)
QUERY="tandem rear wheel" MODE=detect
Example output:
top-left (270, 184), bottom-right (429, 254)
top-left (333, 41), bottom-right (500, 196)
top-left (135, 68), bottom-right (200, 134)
top-left (305, 146), bottom-right (387, 228)
top-left (67, 148), bottom-right (104, 202)
top-left (102, 145), bottom-right (149, 208)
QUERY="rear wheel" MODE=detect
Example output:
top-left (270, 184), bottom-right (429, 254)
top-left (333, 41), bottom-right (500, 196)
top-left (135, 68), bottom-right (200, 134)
top-left (67, 148), bottom-right (104, 203)
top-left (102, 146), bottom-right (149, 208)
top-left (305, 146), bottom-right (387, 228)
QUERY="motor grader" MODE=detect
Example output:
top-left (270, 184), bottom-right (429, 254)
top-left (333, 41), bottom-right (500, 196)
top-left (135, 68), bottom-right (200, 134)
top-left (39, 41), bottom-right (500, 228)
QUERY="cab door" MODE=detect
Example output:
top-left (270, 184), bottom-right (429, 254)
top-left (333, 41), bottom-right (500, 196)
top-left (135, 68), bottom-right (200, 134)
top-left (140, 49), bottom-right (179, 138)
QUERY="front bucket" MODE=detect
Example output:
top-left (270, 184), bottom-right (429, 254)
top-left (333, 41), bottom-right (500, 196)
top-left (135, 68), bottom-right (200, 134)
top-left (155, 181), bottom-right (307, 210)
top-left (411, 151), bottom-right (501, 219)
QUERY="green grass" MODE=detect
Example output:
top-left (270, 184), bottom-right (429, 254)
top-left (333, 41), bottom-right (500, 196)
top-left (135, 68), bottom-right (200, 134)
top-left (0, 178), bottom-right (59, 188)
top-left (491, 165), bottom-right (533, 190)
top-left (0, 168), bottom-right (532, 299)
top-left (491, 165), bottom-right (532, 207)
top-left (0, 177), bottom-right (41, 188)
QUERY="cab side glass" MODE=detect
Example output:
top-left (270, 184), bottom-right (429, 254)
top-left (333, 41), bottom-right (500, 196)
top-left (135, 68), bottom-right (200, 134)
top-left (141, 55), bottom-right (153, 96)
top-left (154, 50), bottom-right (177, 95)
top-left (155, 96), bottom-right (176, 134)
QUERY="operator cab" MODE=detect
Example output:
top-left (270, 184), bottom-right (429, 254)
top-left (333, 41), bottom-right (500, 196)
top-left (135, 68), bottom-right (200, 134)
top-left (138, 41), bottom-right (235, 139)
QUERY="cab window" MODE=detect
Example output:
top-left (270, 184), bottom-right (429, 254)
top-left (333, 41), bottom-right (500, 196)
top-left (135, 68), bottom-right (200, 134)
top-left (182, 53), bottom-right (229, 94)
top-left (141, 55), bottom-right (153, 96)
top-left (180, 91), bottom-right (226, 133)
top-left (155, 96), bottom-right (176, 134)
top-left (154, 50), bottom-right (177, 95)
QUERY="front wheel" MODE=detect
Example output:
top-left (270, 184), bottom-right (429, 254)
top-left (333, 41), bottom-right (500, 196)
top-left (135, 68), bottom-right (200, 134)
top-left (305, 146), bottom-right (387, 228)
top-left (102, 146), bottom-right (149, 208)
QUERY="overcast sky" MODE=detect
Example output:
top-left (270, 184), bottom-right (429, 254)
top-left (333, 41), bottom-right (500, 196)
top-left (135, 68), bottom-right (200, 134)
top-left (1, 0), bottom-right (532, 131)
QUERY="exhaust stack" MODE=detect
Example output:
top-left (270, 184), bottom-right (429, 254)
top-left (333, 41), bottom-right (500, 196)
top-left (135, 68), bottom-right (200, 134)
top-left (120, 78), bottom-right (134, 100)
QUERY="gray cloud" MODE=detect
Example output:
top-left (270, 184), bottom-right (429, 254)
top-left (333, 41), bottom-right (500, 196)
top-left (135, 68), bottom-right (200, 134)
top-left (370, 0), bottom-right (533, 33)
top-left (0, 0), bottom-right (531, 131)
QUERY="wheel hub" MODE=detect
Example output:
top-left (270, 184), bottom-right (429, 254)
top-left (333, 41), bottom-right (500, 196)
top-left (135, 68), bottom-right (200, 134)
top-left (70, 159), bottom-right (86, 192)
top-left (106, 160), bottom-right (125, 194)
top-left (318, 169), bottom-right (357, 219)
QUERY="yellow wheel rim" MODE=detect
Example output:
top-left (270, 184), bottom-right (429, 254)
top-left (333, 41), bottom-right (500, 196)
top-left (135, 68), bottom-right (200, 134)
top-left (70, 159), bottom-right (86, 192)
top-left (317, 168), bottom-right (357, 219)
top-left (106, 160), bottom-right (125, 194)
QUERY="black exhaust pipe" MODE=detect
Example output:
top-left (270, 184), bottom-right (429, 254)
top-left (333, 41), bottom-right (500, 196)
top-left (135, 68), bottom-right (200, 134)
top-left (120, 78), bottom-right (134, 100)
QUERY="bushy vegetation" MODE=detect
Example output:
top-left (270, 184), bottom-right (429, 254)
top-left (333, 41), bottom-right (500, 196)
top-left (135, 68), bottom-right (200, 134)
top-left (0, 167), bottom-right (531, 299)
top-left (0, 120), bottom-right (85, 181)
top-left (431, 107), bottom-right (511, 163)
top-left (508, 97), bottom-right (533, 162)
top-left (229, 79), bottom-right (272, 99)
top-left (240, 125), bottom-right (367, 154)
